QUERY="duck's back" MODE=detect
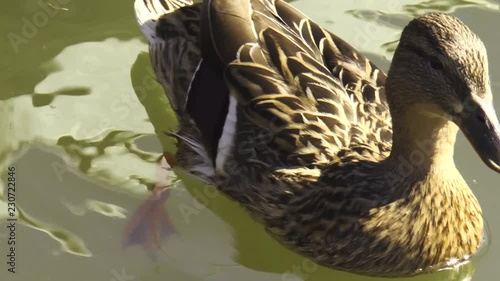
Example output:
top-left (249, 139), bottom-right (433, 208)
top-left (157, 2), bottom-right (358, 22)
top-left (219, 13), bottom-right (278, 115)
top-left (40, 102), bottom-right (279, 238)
top-left (135, 0), bottom-right (393, 171)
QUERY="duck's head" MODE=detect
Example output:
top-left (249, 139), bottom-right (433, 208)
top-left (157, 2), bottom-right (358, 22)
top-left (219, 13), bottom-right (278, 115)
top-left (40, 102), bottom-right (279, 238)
top-left (387, 12), bottom-right (500, 173)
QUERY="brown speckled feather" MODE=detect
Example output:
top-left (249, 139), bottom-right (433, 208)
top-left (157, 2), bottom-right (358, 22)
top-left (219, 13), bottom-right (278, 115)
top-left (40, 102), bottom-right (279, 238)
top-left (209, 0), bottom-right (392, 167)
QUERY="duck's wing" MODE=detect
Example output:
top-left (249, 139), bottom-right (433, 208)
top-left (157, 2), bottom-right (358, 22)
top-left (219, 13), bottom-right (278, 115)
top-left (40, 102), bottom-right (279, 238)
top-left (203, 0), bottom-right (392, 167)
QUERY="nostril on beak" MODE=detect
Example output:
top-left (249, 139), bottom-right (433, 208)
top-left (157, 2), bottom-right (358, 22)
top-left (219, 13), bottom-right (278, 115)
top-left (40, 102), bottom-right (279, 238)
top-left (477, 114), bottom-right (486, 125)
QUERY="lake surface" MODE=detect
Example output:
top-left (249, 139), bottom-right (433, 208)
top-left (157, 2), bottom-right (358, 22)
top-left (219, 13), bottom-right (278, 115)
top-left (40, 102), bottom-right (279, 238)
top-left (1, 0), bottom-right (499, 280)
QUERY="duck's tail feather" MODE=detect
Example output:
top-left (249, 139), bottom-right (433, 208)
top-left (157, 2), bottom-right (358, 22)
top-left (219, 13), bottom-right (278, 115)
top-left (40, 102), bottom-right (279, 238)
top-left (134, 0), bottom-right (216, 183)
top-left (134, 0), bottom-right (194, 41)
top-left (134, 0), bottom-right (201, 115)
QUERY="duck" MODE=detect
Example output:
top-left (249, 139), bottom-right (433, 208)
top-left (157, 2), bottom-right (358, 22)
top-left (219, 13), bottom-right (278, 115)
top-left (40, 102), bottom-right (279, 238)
top-left (131, 0), bottom-right (500, 277)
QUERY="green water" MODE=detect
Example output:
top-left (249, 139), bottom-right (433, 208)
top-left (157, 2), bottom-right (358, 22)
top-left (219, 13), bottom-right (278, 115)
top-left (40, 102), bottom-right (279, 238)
top-left (1, 0), bottom-right (499, 280)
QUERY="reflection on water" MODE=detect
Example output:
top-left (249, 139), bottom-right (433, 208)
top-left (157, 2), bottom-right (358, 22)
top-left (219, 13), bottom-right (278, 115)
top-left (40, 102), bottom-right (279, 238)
top-left (402, 0), bottom-right (498, 15)
top-left (17, 206), bottom-right (92, 257)
top-left (0, 0), bottom-right (499, 280)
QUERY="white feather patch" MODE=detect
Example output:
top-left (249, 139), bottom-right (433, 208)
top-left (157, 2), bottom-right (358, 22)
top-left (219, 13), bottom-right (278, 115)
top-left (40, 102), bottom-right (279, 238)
top-left (215, 95), bottom-right (238, 171)
top-left (185, 59), bottom-right (204, 108)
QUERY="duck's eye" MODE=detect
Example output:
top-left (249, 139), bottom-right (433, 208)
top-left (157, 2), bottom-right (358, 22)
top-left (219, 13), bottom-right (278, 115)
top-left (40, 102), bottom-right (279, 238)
top-left (429, 57), bottom-right (443, 70)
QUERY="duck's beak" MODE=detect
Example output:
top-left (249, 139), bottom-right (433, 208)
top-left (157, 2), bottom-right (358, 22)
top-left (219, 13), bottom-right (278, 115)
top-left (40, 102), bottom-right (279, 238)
top-left (456, 96), bottom-right (500, 173)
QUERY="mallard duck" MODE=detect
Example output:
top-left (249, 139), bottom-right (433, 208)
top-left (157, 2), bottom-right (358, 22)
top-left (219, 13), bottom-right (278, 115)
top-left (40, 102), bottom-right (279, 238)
top-left (132, 0), bottom-right (500, 277)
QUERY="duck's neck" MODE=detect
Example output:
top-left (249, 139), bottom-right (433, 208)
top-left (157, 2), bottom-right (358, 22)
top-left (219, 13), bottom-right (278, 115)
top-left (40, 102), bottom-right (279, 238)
top-left (386, 104), bottom-right (458, 173)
